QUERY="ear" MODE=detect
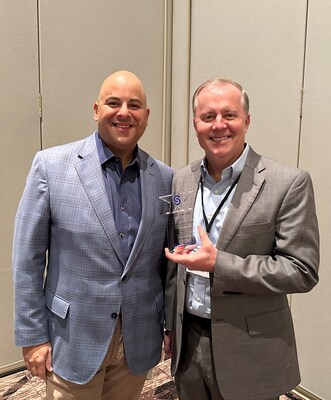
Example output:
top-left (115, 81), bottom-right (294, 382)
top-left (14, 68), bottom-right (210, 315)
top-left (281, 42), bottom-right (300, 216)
top-left (144, 107), bottom-right (150, 126)
top-left (245, 113), bottom-right (251, 132)
top-left (93, 102), bottom-right (99, 121)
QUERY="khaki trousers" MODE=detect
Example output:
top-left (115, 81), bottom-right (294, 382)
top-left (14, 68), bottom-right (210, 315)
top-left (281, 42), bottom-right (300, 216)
top-left (46, 319), bottom-right (147, 400)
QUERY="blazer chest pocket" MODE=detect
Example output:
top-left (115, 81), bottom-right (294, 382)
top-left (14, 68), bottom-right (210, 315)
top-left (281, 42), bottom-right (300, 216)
top-left (45, 288), bottom-right (70, 319)
top-left (236, 221), bottom-right (271, 235)
top-left (246, 306), bottom-right (292, 337)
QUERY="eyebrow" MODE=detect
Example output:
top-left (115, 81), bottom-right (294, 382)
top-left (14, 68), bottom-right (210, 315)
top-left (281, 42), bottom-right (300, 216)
top-left (200, 107), bottom-right (238, 114)
top-left (104, 96), bottom-right (143, 104)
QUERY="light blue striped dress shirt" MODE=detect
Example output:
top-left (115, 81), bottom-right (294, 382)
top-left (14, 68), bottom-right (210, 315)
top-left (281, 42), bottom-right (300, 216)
top-left (186, 144), bottom-right (249, 318)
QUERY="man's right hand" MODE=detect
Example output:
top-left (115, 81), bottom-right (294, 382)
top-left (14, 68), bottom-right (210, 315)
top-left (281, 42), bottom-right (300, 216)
top-left (23, 342), bottom-right (53, 380)
top-left (164, 330), bottom-right (173, 358)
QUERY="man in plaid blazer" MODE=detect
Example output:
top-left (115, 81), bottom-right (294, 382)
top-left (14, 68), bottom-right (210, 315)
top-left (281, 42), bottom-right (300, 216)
top-left (13, 70), bottom-right (173, 399)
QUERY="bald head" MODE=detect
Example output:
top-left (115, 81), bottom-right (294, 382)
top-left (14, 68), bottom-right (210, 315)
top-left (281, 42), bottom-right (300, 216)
top-left (93, 70), bottom-right (150, 166)
top-left (97, 70), bottom-right (147, 107)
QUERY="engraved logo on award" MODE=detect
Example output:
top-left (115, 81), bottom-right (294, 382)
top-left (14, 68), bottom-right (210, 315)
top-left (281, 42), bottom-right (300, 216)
top-left (159, 191), bottom-right (193, 215)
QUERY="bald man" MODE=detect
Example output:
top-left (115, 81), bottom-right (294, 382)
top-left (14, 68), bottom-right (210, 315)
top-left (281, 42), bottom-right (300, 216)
top-left (13, 71), bottom-right (173, 399)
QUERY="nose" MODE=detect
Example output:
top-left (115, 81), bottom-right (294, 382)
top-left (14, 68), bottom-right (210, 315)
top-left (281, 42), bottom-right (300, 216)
top-left (118, 103), bottom-right (130, 118)
top-left (212, 115), bottom-right (227, 130)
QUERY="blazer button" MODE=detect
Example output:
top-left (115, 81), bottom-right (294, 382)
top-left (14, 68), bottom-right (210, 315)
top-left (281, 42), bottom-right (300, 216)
top-left (111, 313), bottom-right (118, 319)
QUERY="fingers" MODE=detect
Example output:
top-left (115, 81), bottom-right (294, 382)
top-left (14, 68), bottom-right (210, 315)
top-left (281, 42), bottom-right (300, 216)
top-left (165, 226), bottom-right (208, 259)
top-left (23, 342), bottom-right (52, 381)
top-left (164, 226), bottom-right (216, 272)
top-left (197, 225), bottom-right (211, 245)
top-left (26, 356), bottom-right (46, 380)
top-left (163, 331), bottom-right (173, 357)
top-left (165, 247), bottom-right (171, 257)
top-left (33, 361), bottom-right (47, 381)
top-left (45, 348), bottom-right (53, 373)
top-left (165, 248), bottom-right (194, 263)
top-left (173, 244), bottom-right (197, 255)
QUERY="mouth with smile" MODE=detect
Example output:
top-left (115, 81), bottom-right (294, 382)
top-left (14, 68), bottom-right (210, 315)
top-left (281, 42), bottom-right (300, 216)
top-left (210, 135), bottom-right (231, 142)
top-left (112, 121), bottom-right (134, 130)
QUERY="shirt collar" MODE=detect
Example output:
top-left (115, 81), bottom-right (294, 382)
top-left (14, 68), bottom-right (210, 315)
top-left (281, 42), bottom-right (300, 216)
top-left (96, 132), bottom-right (140, 168)
top-left (200, 143), bottom-right (250, 183)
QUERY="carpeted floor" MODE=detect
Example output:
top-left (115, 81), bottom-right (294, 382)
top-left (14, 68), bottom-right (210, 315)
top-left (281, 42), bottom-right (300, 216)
top-left (0, 357), bottom-right (304, 400)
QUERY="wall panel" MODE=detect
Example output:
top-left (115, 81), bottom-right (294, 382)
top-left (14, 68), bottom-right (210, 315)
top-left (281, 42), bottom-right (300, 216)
top-left (0, 0), bottom-right (41, 373)
top-left (291, 0), bottom-right (331, 398)
top-left (39, 0), bottom-right (169, 160)
top-left (170, 0), bottom-right (191, 170)
top-left (188, 0), bottom-right (307, 166)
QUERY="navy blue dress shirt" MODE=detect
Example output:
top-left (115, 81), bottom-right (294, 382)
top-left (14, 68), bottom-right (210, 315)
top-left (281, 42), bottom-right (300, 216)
top-left (96, 133), bottom-right (142, 262)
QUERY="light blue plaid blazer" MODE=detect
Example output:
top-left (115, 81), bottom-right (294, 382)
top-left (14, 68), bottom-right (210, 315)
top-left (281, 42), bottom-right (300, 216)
top-left (13, 132), bottom-right (173, 384)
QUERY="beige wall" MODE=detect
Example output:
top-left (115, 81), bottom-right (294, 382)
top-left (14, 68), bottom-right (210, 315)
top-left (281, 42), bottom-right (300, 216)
top-left (1, 1), bottom-right (330, 398)
top-left (291, 0), bottom-right (331, 397)
top-left (0, 0), bottom-right (41, 373)
top-left (38, 0), bottom-right (172, 156)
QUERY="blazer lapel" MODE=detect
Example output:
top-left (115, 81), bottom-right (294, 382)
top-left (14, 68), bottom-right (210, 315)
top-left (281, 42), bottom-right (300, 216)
top-left (74, 134), bottom-right (125, 264)
top-left (217, 148), bottom-right (266, 250)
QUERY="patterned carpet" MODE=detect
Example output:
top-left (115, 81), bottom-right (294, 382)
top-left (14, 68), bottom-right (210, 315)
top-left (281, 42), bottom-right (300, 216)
top-left (0, 357), bottom-right (304, 400)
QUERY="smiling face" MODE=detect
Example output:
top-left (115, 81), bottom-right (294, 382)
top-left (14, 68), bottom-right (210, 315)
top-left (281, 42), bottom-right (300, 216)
top-left (94, 71), bottom-right (150, 164)
top-left (193, 82), bottom-right (250, 176)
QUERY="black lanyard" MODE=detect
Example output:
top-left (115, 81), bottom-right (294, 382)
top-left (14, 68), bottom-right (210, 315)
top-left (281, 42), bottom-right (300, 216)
top-left (200, 173), bottom-right (241, 233)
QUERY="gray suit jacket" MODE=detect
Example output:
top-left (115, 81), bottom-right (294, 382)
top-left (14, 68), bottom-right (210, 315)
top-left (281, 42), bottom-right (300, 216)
top-left (165, 147), bottom-right (319, 400)
top-left (13, 132), bottom-right (173, 384)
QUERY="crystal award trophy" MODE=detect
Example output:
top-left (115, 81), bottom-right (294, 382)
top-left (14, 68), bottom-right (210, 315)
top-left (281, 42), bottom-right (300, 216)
top-left (159, 191), bottom-right (193, 215)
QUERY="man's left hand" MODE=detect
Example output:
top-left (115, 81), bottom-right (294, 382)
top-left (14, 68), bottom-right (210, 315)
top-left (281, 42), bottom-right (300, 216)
top-left (165, 225), bottom-right (217, 272)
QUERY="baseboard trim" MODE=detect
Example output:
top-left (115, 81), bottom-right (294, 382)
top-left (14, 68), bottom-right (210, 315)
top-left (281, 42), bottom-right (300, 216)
top-left (0, 361), bottom-right (25, 378)
top-left (292, 385), bottom-right (325, 400)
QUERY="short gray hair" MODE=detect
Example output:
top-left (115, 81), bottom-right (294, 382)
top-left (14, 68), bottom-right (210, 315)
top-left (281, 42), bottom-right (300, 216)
top-left (192, 77), bottom-right (249, 116)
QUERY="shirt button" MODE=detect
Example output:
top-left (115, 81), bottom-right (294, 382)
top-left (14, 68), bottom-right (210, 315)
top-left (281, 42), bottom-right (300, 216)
top-left (214, 189), bottom-right (219, 194)
top-left (196, 296), bottom-right (201, 302)
top-left (111, 313), bottom-right (118, 319)
top-left (120, 205), bottom-right (125, 211)
top-left (120, 233), bottom-right (125, 238)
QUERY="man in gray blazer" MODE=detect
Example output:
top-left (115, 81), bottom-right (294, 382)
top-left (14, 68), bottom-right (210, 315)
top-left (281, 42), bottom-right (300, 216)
top-left (13, 70), bottom-right (173, 400)
top-left (164, 77), bottom-right (319, 400)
